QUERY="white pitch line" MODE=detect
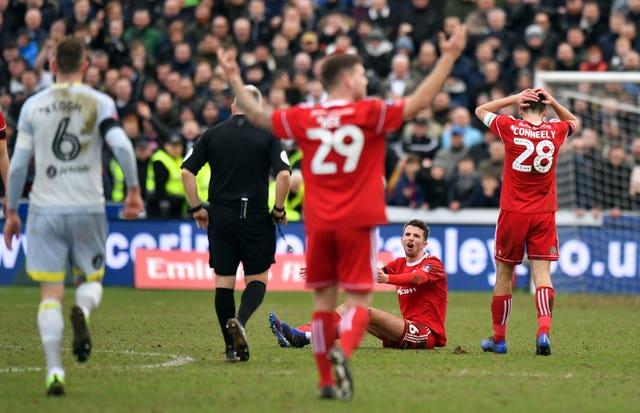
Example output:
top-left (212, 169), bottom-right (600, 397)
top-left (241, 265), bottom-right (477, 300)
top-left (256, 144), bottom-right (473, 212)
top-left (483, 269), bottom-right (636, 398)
top-left (0, 347), bottom-right (194, 373)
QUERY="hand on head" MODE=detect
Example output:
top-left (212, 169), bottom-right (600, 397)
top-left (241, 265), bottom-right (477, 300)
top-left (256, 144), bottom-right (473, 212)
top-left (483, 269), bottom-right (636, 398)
top-left (517, 88), bottom-right (541, 107)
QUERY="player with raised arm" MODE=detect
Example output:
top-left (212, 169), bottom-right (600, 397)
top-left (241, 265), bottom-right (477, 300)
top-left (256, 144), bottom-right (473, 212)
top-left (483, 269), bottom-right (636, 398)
top-left (3, 37), bottom-right (144, 396)
top-left (474, 88), bottom-right (580, 356)
top-left (270, 219), bottom-right (447, 350)
top-left (217, 24), bottom-right (466, 400)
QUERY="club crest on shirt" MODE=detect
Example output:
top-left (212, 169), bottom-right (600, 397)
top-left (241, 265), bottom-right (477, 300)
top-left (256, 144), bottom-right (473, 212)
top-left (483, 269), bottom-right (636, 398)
top-left (422, 264), bottom-right (432, 272)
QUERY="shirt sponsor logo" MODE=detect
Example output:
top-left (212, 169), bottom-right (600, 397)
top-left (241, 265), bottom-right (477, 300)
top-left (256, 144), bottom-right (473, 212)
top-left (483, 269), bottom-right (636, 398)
top-left (397, 287), bottom-right (417, 295)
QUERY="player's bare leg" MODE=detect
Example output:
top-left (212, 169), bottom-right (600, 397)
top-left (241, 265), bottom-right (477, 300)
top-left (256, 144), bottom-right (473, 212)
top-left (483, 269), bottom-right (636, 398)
top-left (531, 260), bottom-right (554, 355)
top-left (366, 308), bottom-right (405, 342)
top-left (481, 261), bottom-right (514, 354)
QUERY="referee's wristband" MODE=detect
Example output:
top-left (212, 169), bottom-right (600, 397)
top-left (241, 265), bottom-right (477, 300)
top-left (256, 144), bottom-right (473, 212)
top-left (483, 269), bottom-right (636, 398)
top-left (272, 205), bottom-right (285, 213)
top-left (188, 204), bottom-right (204, 214)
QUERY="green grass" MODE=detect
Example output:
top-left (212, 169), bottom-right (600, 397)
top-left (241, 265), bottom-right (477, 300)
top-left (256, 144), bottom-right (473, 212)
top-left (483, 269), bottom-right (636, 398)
top-left (1, 287), bottom-right (639, 413)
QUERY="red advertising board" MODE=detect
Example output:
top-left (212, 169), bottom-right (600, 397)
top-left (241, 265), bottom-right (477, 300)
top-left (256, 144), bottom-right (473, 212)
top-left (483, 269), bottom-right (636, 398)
top-left (134, 249), bottom-right (397, 291)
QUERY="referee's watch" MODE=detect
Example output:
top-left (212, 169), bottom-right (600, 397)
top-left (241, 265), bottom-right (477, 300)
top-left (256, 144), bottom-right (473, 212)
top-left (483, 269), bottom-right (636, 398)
top-left (188, 204), bottom-right (204, 214)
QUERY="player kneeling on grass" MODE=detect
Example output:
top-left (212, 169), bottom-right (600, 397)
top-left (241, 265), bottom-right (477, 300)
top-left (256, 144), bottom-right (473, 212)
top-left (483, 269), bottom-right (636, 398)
top-left (270, 220), bottom-right (447, 350)
top-left (474, 88), bottom-right (579, 356)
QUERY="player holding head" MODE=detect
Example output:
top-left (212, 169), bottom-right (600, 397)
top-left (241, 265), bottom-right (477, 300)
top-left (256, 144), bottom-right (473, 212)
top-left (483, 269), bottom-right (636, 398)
top-left (217, 23), bottom-right (466, 401)
top-left (3, 36), bottom-right (144, 395)
top-left (474, 88), bottom-right (580, 355)
top-left (270, 219), bottom-right (448, 351)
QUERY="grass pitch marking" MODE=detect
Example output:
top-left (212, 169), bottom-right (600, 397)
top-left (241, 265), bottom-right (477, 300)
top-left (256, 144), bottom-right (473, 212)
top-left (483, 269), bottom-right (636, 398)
top-left (0, 346), bottom-right (194, 373)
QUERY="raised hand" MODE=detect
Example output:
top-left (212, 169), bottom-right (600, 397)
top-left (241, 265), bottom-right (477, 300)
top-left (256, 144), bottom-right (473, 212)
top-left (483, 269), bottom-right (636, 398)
top-left (438, 24), bottom-right (467, 58)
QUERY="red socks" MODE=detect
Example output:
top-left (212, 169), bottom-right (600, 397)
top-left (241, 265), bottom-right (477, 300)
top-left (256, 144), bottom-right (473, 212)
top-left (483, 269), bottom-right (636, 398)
top-left (491, 294), bottom-right (512, 343)
top-left (338, 306), bottom-right (369, 358)
top-left (311, 311), bottom-right (337, 387)
top-left (535, 286), bottom-right (554, 337)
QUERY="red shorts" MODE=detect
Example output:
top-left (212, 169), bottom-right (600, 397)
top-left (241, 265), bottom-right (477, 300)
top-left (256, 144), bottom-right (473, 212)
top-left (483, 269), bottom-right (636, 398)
top-left (382, 319), bottom-right (436, 349)
top-left (305, 227), bottom-right (377, 292)
top-left (495, 210), bottom-right (559, 264)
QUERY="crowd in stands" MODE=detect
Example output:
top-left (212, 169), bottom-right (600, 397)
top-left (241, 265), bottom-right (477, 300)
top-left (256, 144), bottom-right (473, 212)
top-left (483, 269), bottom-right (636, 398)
top-left (1, 0), bottom-right (639, 219)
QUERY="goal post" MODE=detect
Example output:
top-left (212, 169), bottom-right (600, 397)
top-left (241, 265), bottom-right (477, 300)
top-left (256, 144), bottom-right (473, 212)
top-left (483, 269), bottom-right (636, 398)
top-left (534, 71), bottom-right (640, 293)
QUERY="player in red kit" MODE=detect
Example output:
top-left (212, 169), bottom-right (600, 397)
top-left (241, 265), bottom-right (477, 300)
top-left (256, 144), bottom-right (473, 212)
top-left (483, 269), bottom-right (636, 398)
top-left (0, 110), bottom-right (9, 214)
top-left (270, 219), bottom-right (447, 350)
top-left (217, 24), bottom-right (466, 400)
top-left (474, 88), bottom-right (580, 356)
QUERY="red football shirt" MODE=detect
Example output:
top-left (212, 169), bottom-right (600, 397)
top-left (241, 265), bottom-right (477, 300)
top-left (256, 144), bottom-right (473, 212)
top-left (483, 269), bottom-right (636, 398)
top-left (271, 98), bottom-right (404, 230)
top-left (486, 115), bottom-right (573, 213)
top-left (0, 110), bottom-right (6, 140)
top-left (383, 255), bottom-right (448, 345)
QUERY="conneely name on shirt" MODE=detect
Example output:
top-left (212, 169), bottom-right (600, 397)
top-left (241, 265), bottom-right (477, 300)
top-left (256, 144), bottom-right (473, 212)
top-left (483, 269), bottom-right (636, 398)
top-left (397, 287), bottom-right (417, 295)
top-left (510, 124), bottom-right (557, 140)
top-left (38, 101), bottom-right (83, 114)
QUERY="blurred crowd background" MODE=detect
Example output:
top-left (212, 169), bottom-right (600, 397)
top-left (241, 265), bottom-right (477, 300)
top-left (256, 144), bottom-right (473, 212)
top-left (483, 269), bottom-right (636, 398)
top-left (0, 0), bottom-right (639, 219)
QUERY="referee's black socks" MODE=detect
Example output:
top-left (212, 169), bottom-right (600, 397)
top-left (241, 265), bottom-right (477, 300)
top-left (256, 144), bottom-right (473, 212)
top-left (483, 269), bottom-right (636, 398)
top-left (237, 281), bottom-right (267, 327)
top-left (215, 288), bottom-right (236, 348)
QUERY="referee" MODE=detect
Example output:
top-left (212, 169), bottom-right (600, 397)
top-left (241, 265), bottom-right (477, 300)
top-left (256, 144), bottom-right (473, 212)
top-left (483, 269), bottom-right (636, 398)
top-left (181, 85), bottom-right (291, 362)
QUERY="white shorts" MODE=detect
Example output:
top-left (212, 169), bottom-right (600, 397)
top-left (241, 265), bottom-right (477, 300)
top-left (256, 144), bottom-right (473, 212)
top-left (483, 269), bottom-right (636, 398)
top-left (26, 210), bottom-right (108, 283)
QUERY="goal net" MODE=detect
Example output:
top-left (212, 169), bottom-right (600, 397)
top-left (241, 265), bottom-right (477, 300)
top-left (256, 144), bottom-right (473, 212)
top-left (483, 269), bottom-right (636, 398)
top-left (535, 71), bottom-right (640, 294)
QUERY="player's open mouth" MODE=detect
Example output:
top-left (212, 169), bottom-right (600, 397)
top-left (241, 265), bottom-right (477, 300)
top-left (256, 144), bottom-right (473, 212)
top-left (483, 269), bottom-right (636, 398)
top-left (407, 242), bottom-right (414, 248)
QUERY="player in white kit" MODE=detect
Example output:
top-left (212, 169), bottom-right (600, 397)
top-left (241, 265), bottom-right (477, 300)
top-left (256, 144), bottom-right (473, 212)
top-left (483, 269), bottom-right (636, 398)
top-left (3, 37), bottom-right (144, 396)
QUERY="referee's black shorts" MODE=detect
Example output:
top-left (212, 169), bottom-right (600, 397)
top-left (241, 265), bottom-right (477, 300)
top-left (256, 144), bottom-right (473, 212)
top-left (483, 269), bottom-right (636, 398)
top-left (208, 204), bottom-right (276, 275)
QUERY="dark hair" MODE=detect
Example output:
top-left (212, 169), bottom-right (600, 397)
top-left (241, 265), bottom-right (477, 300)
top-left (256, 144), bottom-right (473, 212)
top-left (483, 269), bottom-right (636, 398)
top-left (319, 54), bottom-right (362, 90)
top-left (522, 93), bottom-right (547, 114)
top-left (402, 219), bottom-right (430, 240)
top-left (55, 36), bottom-right (85, 74)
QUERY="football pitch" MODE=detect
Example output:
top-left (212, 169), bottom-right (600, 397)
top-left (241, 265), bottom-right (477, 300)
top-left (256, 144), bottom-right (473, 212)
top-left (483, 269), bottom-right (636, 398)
top-left (1, 287), bottom-right (639, 413)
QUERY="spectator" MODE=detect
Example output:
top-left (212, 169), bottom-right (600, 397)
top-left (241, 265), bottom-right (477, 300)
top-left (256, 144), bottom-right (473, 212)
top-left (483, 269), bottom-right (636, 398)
top-left (478, 140), bottom-right (505, 180)
top-left (233, 17), bottom-right (256, 63)
top-left (471, 173), bottom-right (501, 207)
top-left (555, 42), bottom-right (580, 71)
top-left (432, 127), bottom-right (469, 180)
top-left (367, 0), bottom-right (398, 40)
top-left (591, 144), bottom-right (639, 217)
top-left (123, 8), bottom-right (164, 56)
top-left (579, 45), bottom-right (608, 71)
top-left (566, 25), bottom-right (588, 61)
top-left (400, 0), bottom-right (442, 51)
top-left (296, 0), bottom-right (319, 33)
top-left (211, 15), bottom-right (232, 44)
top-left (146, 134), bottom-right (187, 219)
top-left (387, 155), bottom-right (427, 208)
top-left (468, 129), bottom-right (498, 169)
top-left (411, 41), bottom-right (438, 79)
top-left (440, 107), bottom-right (483, 149)
top-left (170, 42), bottom-right (196, 77)
top-left (422, 163), bottom-right (450, 210)
top-left (579, 1), bottom-right (608, 46)
top-left (185, 3), bottom-right (212, 41)
top-left (64, 0), bottom-right (92, 35)
top-left (448, 155), bottom-right (479, 211)
top-left (360, 27), bottom-right (394, 81)
top-left (114, 75), bottom-right (136, 119)
top-left (247, 0), bottom-right (274, 43)
top-left (378, 54), bottom-right (419, 99)
top-left (596, 11), bottom-right (626, 62)
top-left (401, 115), bottom-right (440, 165)
top-left (103, 18), bottom-right (129, 68)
